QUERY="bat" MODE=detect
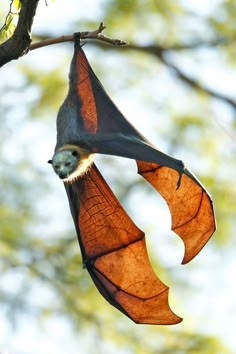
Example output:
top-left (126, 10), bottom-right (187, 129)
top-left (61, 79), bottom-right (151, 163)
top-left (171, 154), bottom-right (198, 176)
top-left (48, 34), bottom-right (216, 324)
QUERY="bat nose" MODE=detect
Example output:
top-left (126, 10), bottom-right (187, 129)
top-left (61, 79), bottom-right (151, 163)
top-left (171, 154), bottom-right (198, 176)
top-left (59, 172), bottom-right (67, 179)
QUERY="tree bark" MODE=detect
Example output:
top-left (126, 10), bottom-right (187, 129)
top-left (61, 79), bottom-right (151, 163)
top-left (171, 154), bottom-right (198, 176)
top-left (0, 0), bottom-right (40, 68)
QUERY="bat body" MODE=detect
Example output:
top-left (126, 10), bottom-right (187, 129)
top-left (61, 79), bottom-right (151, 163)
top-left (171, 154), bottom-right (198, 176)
top-left (49, 36), bottom-right (216, 324)
top-left (51, 48), bottom-right (194, 186)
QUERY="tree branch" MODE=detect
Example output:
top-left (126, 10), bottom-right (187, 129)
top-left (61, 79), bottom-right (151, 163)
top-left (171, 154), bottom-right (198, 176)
top-left (127, 44), bottom-right (236, 111)
top-left (159, 53), bottom-right (236, 110)
top-left (0, 0), bottom-right (40, 67)
top-left (2, 7), bottom-right (235, 111)
top-left (161, 37), bottom-right (235, 51)
top-left (29, 22), bottom-right (127, 51)
top-left (98, 41), bottom-right (236, 111)
top-left (28, 28), bottom-right (236, 111)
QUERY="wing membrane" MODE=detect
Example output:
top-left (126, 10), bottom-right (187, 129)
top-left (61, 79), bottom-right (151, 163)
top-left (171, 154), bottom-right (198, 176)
top-left (137, 161), bottom-right (216, 263)
top-left (65, 164), bottom-right (182, 324)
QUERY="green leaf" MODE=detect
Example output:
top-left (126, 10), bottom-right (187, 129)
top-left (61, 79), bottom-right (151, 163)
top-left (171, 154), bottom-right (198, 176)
top-left (0, 0), bottom-right (22, 43)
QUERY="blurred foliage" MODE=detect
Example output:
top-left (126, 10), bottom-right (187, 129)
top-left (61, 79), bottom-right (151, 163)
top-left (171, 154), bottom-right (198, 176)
top-left (19, 63), bottom-right (68, 117)
top-left (0, 0), bottom-right (236, 353)
top-left (0, 0), bottom-right (21, 43)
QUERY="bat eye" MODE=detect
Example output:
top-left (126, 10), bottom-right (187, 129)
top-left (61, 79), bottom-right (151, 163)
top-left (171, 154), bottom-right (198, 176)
top-left (54, 165), bottom-right (59, 169)
top-left (72, 151), bottom-right (78, 157)
top-left (65, 162), bottom-right (71, 167)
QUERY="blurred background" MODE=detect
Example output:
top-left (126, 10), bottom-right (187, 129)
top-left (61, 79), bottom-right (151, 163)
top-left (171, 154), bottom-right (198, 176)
top-left (0, 0), bottom-right (236, 353)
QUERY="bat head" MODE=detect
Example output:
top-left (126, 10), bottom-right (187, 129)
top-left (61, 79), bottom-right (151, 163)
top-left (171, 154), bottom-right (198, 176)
top-left (48, 148), bottom-right (79, 179)
top-left (48, 144), bottom-right (94, 183)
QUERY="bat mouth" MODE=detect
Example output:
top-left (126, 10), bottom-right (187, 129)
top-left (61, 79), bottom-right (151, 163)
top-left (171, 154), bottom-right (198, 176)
top-left (59, 172), bottom-right (70, 179)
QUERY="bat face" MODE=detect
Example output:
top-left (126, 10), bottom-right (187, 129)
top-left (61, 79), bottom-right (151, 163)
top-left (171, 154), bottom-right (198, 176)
top-left (49, 144), bottom-right (94, 183)
top-left (50, 149), bottom-right (79, 179)
top-left (51, 36), bottom-right (216, 324)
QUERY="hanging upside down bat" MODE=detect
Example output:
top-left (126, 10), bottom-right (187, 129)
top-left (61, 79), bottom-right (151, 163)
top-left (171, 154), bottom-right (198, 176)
top-left (48, 34), bottom-right (216, 324)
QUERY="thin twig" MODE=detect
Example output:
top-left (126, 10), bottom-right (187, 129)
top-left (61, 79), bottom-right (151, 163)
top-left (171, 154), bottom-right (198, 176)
top-left (29, 22), bottom-right (127, 51)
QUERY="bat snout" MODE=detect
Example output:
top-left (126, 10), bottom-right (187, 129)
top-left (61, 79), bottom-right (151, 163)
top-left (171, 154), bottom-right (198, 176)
top-left (58, 172), bottom-right (69, 179)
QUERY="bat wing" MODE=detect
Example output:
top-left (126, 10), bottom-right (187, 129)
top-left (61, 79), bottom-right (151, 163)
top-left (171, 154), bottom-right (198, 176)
top-left (65, 164), bottom-right (182, 325)
top-left (59, 39), bottom-right (206, 186)
top-left (137, 161), bottom-right (216, 264)
top-left (63, 41), bottom-right (189, 174)
top-left (60, 40), bottom-right (216, 262)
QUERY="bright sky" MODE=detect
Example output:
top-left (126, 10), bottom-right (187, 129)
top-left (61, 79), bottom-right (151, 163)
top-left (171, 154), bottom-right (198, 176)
top-left (0, 0), bottom-right (236, 353)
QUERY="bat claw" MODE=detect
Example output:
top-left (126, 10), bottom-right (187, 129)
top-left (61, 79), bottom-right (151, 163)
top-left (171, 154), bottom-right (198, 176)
top-left (176, 165), bottom-right (185, 190)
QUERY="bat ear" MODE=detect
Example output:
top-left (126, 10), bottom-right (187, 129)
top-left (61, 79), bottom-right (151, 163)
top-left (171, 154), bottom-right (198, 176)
top-left (48, 160), bottom-right (52, 164)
